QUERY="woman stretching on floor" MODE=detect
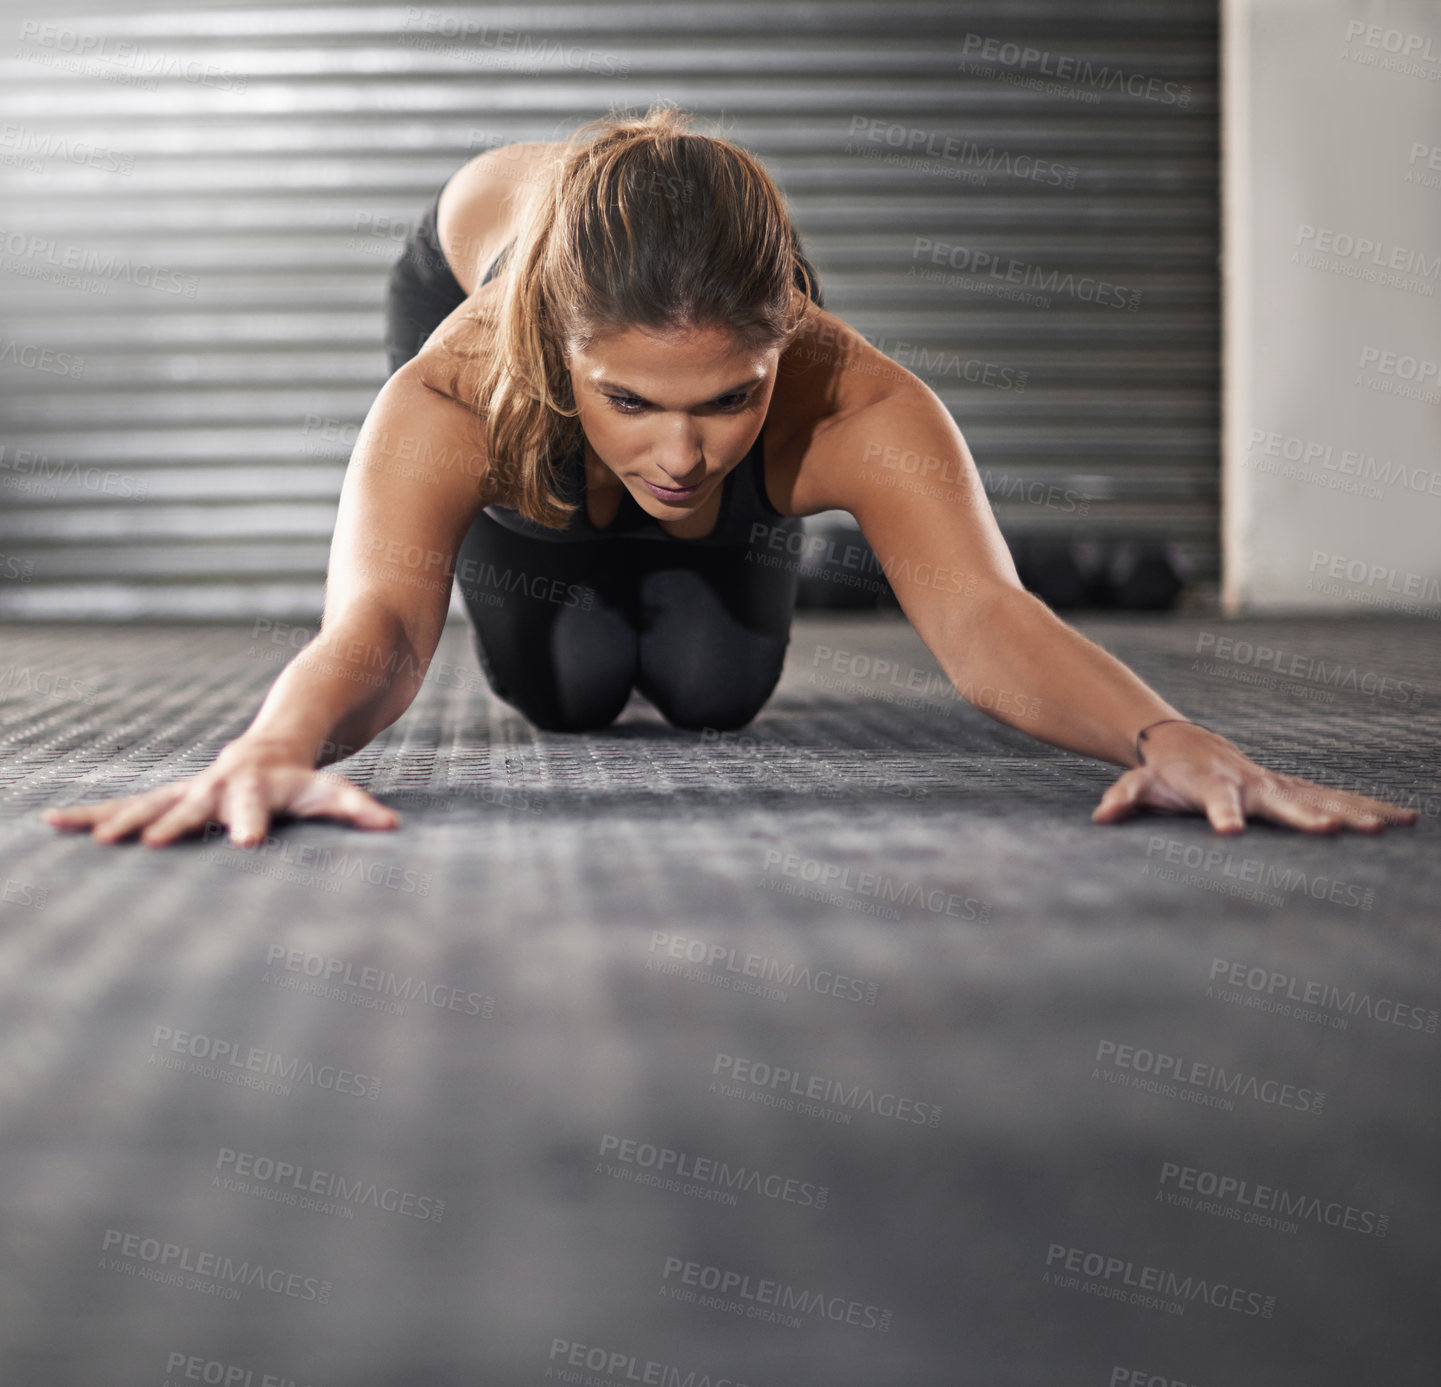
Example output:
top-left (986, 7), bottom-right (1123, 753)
top-left (43, 106), bottom-right (1418, 847)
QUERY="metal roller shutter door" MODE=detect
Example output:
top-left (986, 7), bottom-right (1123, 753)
top-left (0, 0), bottom-right (1219, 619)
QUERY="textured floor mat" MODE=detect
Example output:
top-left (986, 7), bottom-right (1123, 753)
top-left (1, 612), bottom-right (1437, 1386)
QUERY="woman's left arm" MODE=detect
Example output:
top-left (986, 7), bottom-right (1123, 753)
top-left (789, 380), bottom-right (1418, 836)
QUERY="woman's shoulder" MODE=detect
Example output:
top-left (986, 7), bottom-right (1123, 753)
top-left (763, 299), bottom-right (932, 515)
top-left (435, 141), bottom-right (563, 293)
top-left (769, 302), bottom-right (919, 440)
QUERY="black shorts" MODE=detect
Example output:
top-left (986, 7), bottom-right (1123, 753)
top-left (381, 180), bottom-right (807, 733)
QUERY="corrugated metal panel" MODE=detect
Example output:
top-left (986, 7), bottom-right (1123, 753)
top-left (0, 0), bottom-right (1218, 619)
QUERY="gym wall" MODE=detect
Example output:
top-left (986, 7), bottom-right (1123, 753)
top-left (1221, 0), bottom-right (1441, 618)
top-left (0, 1), bottom-right (1219, 619)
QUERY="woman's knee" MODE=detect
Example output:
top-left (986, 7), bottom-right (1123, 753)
top-left (659, 697), bottom-right (765, 733)
top-left (469, 634), bottom-right (631, 732)
top-left (527, 697), bottom-right (630, 733)
top-left (463, 586), bottom-right (639, 734)
top-left (641, 646), bottom-right (786, 732)
top-left (467, 626), bottom-right (635, 733)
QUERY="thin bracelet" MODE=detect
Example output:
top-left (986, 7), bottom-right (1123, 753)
top-left (1134, 717), bottom-right (1226, 766)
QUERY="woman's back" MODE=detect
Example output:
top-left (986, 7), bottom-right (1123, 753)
top-left (433, 141), bottom-right (558, 296)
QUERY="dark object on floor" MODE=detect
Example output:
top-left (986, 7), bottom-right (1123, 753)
top-left (794, 517), bottom-right (892, 609)
top-left (1105, 540), bottom-right (1189, 610)
top-left (1012, 540), bottom-right (1094, 609)
top-left (1015, 538), bottom-right (1188, 612)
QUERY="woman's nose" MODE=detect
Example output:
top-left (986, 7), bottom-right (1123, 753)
top-left (656, 420), bottom-right (705, 481)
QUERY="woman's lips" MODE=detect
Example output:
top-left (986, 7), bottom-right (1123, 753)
top-left (642, 476), bottom-right (703, 502)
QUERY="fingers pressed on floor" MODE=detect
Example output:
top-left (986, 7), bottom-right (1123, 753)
top-left (1093, 771), bottom-right (1146, 822)
top-left (219, 779), bottom-right (269, 847)
top-left (1255, 786), bottom-right (1342, 834)
top-left (139, 790), bottom-right (220, 847)
top-left (1206, 781), bottom-right (1246, 834)
top-left (92, 791), bottom-right (185, 843)
top-left (47, 793), bottom-right (148, 829)
top-left (342, 786), bottom-right (400, 827)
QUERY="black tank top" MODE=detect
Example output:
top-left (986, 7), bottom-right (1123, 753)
top-left (476, 236), bottom-right (824, 546)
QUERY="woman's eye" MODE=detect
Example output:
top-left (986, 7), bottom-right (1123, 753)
top-left (602, 393), bottom-right (750, 414)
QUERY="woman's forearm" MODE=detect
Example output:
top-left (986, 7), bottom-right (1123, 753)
top-left (941, 585), bottom-right (1190, 769)
top-left (239, 601), bottom-right (428, 767)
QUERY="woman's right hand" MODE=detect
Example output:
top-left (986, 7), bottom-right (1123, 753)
top-left (40, 738), bottom-right (401, 849)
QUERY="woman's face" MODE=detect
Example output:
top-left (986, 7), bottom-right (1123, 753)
top-left (565, 323), bottom-right (780, 515)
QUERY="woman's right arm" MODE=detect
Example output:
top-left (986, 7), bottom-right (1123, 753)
top-left (43, 354), bottom-right (498, 848)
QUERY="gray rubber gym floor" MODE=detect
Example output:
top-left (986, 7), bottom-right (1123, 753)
top-left (1, 611), bottom-right (1437, 1387)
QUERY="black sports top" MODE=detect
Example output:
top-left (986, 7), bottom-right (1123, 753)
top-left (483, 422), bottom-right (785, 547)
top-left (475, 235), bottom-right (824, 546)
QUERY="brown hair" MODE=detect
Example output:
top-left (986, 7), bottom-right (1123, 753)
top-left (432, 103), bottom-right (820, 527)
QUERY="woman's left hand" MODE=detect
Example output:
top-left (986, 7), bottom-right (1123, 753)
top-left (1090, 721), bottom-right (1421, 835)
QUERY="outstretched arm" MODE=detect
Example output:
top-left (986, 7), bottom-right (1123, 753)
top-left (788, 378), bottom-right (1417, 836)
top-left (44, 357), bottom-right (495, 848)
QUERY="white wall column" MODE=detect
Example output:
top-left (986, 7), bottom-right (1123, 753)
top-left (1222, 0), bottom-right (1441, 615)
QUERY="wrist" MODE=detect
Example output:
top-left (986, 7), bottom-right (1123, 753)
top-left (1133, 718), bottom-right (1232, 767)
top-left (223, 732), bottom-right (326, 767)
